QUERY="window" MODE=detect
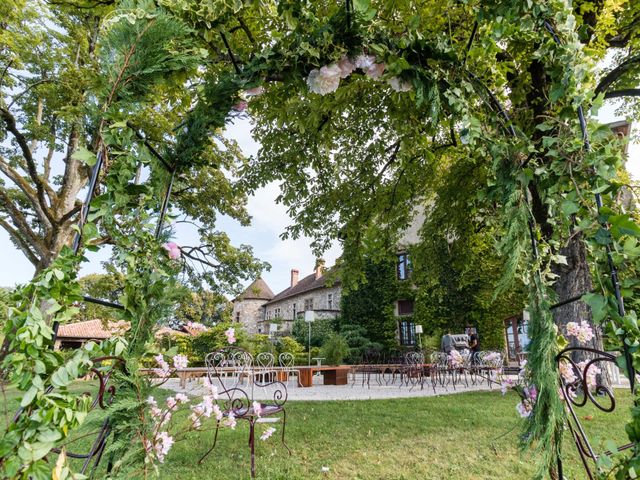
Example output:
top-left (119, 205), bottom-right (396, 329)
top-left (327, 293), bottom-right (333, 310)
top-left (292, 303), bottom-right (297, 319)
top-left (274, 307), bottom-right (281, 318)
top-left (398, 320), bottom-right (416, 346)
top-left (397, 299), bottom-right (414, 315)
top-left (304, 298), bottom-right (314, 311)
top-left (397, 253), bottom-right (411, 280)
top-left (235, 312), bottom-right (240, 323)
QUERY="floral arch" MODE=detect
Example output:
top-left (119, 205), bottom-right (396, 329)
top-left (1, 1), bottom-right (638, 479)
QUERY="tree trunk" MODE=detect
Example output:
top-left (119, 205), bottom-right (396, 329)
top-left (551, 232), bottom-right (609, 384)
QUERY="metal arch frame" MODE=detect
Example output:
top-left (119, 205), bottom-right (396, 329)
top-left (464, 17), bottom-right (634, 478)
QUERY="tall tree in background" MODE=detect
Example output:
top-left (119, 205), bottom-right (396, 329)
top-left (0, 0), bottom-right (266, 293)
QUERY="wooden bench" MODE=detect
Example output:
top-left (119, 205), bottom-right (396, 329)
top-left (297, 365), bottom-right (352, 387)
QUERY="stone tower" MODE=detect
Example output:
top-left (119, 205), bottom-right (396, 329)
top-left (231, 278), bottom-right (274, 335)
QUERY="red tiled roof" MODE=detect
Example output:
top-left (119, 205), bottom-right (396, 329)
top-left (57, 319), bottom-right (129, 340)
top-left (265, 271), bottom-right (339, 305)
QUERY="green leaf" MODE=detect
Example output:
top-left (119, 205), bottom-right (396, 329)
top-left (582, 293), bottom-right (608, 323)
top-left (71, 147), bottom-right (97, 167)
top-left (20, 386), bottom-right (38, 407)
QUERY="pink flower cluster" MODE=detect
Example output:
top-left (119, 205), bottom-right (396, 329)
top-left (163, 242), bottom-right (181, 260)
top-left (448, 350), bottom-right (463, 368)
top-left (565, 321), bottom-right (594, 345)
top-left (306, 53), bottom-right (411, 96)
top-left (577, 360), bottom-right (601, 390)
top-left (186, 321), bottom-right (208, 333)
top-left (558, 360), bottom-right (576, 384)
top-left (153, 354), bottom-right (171, 379)
top-left (145, 393), bottom-right (189, 463)
top-left (225, 327), bottom-right (236, 344)
top-left (144, 431), bottom-right (174, 463)
top-left (516, 385), bottom-right (537, 418)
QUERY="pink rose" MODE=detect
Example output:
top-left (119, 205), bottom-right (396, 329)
top-left (366, 62), bottom-right (385, 79)
top-left (338, 56), bottom-right (355, 78)
top-left (163, 242), bottom-right (181, 260)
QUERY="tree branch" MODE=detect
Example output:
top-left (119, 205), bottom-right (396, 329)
top-left (604, 88), bottom-right (640, 99)
top-left (0, 155), bottom-right (50, 225)
top-left (594, 55), bottom-right (640, 97)
top-left (0, 107), bottom-right (55, 224)
top-left (0, 190), bottom-right (46, 256)
top-left (0, 216), bottom-right (39, 266)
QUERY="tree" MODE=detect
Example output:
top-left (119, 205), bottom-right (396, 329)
top-left (174, 290), bottom-right (232, 326)
top-left (0, 0), bottom-right (266, 294)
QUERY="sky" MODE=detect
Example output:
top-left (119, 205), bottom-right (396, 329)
top-left (0, 100), bottom-right (637, 296)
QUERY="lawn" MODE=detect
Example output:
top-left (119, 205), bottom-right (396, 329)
top-left (1, 386), bottom-right (633, 479)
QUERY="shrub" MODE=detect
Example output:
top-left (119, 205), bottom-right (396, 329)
top-left (191, 322), bottom-right (249, 361)
top-left (339, 324), bottom-right (383, 364)
top-left (321, 334), bottom-right (349, 365)
top-left (248, 334), bottom-right (274, 356)
top-left (291, 318), bottom-right (336, 348)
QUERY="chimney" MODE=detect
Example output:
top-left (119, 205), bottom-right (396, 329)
top-left (290, 269), bottom-right (299, 288)
top-left (314, 258), bottom-right (325, 280)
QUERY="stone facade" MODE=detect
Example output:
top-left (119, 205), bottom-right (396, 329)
top-left (232, 262), bottom-right (342, 336)
top-left (231, 278), bottom-right (274, 335)
top-left (232, 298), bottom-right (268, 335)
top-left (261, 284), bottom-right (341, 334)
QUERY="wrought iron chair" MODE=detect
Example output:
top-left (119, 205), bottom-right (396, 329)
top-left (430, 352), bottom-right (450, 390)
top-left (401, 351), bottom-right (425, 391)
top-left (278, 352), bottom-right (301, 387)
top-left (353, 349), bottom-right (383, 388)
top-left (198, 347), bottom-right (290, 478)
top-left (556, 346), bottom-right (635, 479)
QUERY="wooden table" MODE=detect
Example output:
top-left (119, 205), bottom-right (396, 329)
top-left (297, 365), bottom-right (351, 387)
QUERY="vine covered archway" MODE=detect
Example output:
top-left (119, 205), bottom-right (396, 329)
top-left (1, 0), bottom-right (639, 478)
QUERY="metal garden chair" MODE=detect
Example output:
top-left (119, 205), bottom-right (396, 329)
top-left (278, 352), bottom-right (301, 387)
top-left (198, 347), bottom-right (290, 478)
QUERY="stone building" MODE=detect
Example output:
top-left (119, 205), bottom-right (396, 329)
top-left (261, 260), bottom-right (341, 334)
top-left (231, 261), bottom-right (341, 335)
top-left (231, 278), bottom-right (274, 335)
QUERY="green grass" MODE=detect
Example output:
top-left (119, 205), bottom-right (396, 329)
top-left (1, 386), bottom-right (633, 479)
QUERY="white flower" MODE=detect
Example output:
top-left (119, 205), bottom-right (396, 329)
top-left (147, 396), bottom-right (158, 408)
top-left (166, 396), bottom-right (177, 410)
top-left (253, 401), bottom-right (263, 418)
top-left (155, 431), bottom-right (174, 463)
top-left (387, 77), bottom-right (412, 92)
top-left (173, 354), bottom-right (188, 369)
top-left (365, 62), bottom-right (385, 79)
top-left (213, 404), bottom-right (224, 421)
top-left (224, 411), bottom-right (237, 429)
top-left (260, 427), bottom-right (276, 441)
top-left (354, 54), bottom-right (376, 70)
top-left (175, 393), bottom-right (189, 404)
top-left (307, 64), bottom-right (342, 95)
top-left (190, 412), bottom-right (201, 429)
top-left (338, 56), bottom-right (355, 78)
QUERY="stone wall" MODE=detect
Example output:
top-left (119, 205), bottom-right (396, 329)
top-left (263, 285), bottom-right (342, 333)
top-left (231, 298), bottom-right (267, 335)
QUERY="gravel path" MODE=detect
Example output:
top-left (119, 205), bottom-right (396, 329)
top-left (163, 374), bottom-right (502, 401)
